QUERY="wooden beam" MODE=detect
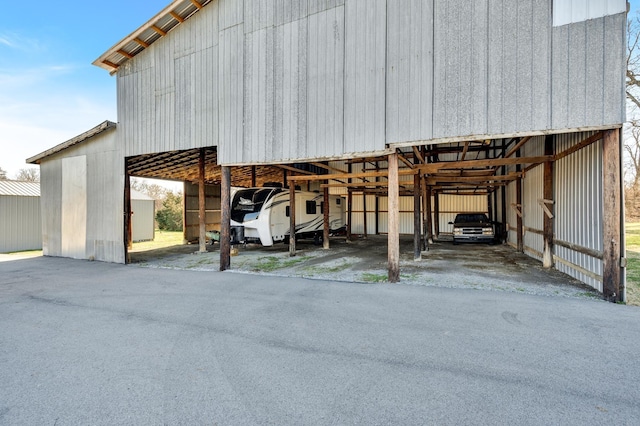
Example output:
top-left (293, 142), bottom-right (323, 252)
top-left (388, 153), bottom-right (400, 283)
top-left (170, 11), bottom-right (185, 22)
top-left (504, 136), bottom-right (533, 158)
top-left (426, 173), bottom-right (521, 185)
top-left (602, 129), bottom-right (622, 302)
top-left (414, 173), bottom-right (421, 261)
top-left (554, 131), bottom-right (604, 162)
top-left (434, 192), bottom-right (440, 239)
top-left (288, 169), bottom-right (416, 182)
top-left (425, 185), bottom-right (433, 244)
top-left (116, 49), bottom-right (134, 59)
top-left (279, 165), bottom-right (327, 176)
top-left (289, 184), bottom-right (296, 257)
top-left (151, 25), bottom-right (167, 36)
top-left (102, 60), bottom-right (120, 70)
top-left (133, 38), bottom-right (150, 48)
top-left (310, 162), bottom-right (346, 174)
top-left (398, 152), bottom-right (414, 169)
top-left (543, 135), bottom-right (554, 268)
top-left (460, 142), bottom-right (470, 161)
top-left (198, 148), bottom-right (206, 253)
top-left (418, 156), bottom-right (552, 174)
top-left (323, 187), bottom-right (330, 250)
top-left (412, 146), bottom-right (425, 164)
top-left (190, 0), bottom-right (203, 9)
top-left (220, 166), bottom-right (231, 271)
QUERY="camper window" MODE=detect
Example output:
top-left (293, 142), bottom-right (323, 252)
top-left (306, 200), bottom-right (316, 215)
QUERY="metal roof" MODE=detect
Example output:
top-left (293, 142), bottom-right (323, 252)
top-left (27, 121), bottom-right (116, 165)
top-left (93, 0), bottom-right (213, 73)
top-left (0, 180), bottom-right (40, 197)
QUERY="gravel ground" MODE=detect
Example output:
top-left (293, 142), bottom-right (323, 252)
top-left (130, 235), bottom-right (602, 301)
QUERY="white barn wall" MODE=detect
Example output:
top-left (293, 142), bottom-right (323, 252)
top-left (39, 128), bottom-right (125, 263)
top-left (115, 0), bottom-right (625, 165)
top-left (0, 195), bottom-right (41, 252)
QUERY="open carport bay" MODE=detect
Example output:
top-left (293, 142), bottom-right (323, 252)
top-left (130, 235), bottom-right (600, 300)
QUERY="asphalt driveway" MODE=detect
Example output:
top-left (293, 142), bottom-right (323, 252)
top-left (1, 256), bottom-right (639, 425)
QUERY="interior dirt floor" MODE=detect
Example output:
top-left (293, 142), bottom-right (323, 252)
top-left (129, 234), bottom-right (602, 300)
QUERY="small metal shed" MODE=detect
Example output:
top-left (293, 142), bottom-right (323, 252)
top-left (0, 180), bottom-right (42, 252)
top-left (130, 189), bottom-right (155, 242)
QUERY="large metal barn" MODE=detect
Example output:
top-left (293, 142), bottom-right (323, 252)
top-left (28, 0), bottom-right (627, 301)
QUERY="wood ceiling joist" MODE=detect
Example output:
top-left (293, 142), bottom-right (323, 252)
top-left (170, 11), bottom-right (185, 22)
top-left (133, 37), bottom-right (150, 48)
top-left (190, 0), bottom-right (204, 9)
top-left (418, 155), bottom-right (552, 174)
top-left (151, 25), bottom-right (167, 36)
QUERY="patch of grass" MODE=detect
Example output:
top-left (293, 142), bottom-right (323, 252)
top-left (253, 255), bottom-right (310, 272)
top-left (186, 256), bottom-right (216, 269)
top-left (626, 222), bottom-right (640, 306)
top-left (361, 272), bottom-right (388, 283)
top-left (303, 260), bottom-right (352, 275)
top-left (130, 230), bottom-right (184, 252)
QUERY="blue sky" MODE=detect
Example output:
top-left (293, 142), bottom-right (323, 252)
top-left (1, 1), bottom-right (640, 179)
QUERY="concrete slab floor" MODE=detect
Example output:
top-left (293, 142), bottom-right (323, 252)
top-left (129, 234), bottom-right (602, 301)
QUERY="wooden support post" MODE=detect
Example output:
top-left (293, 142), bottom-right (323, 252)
top-left (183, 182), bottom-right (188, 244)
top-left (487, 193), bottom-right (493, 222)
top-left (543, 135), bottom-right (555, 268)
top-left (516, 177), bottom-right (523, 253)
top-left (124, 165), bottom-right (132, 263)
top-left (426, 185), bottom-right (433, 244)
top-left (323, 186), bottom-right (330, 250)
top-left (501, 140), bottom-right (507, 240)
top-left (347, 190), bottom-right (353, 242)
top-left (375, 161), bottom-right (380, 235)
top-left (363, 192), bottom-right (368, 239)
top-left (421, 176), bottom-right (428, 250)
top-left (516, 149), bottom-right (524, 253)
top-left (251, 166), bottom-right (256, 187)
top-left (413, 172), bottom-right (421, 260)
top-left (603, 129), bottom-right (622, 302)
top-left (388, 153), bottom-right (400, 282)
top-left (289, 184), bottom-right (296, 256)
top-left (347, 164), bottom-right (352, 242)
top-left (220, 166), bottom-right (231, 271)
top-left (434, 191), bottom-right (440, 239)
top-left (198, 149), bottom-right (207, 253)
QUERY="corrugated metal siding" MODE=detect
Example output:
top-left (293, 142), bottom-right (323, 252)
top-left (0, 181), bottom-right (40, 197)
top-left (386, 0), bottom-right (433, 144)
top-left (523, 164), bottom-right (544, 261)
top-left (40, 160), bottom-right (62, 257)
top-left (554, 132), bottom-right (603, 291)
top-left (433, 0), bottom-right (488, 138)
top-left (438, 194), bottom-right (488, 234)
top-left (118, 2), bottom-right (220, 158)
top-left (306, 5), bottom-right (345, 159)
top-left (38, 128), bottom-right (125, 263)
top-left (553, 0), bottom-right (626, 26)
top-left (116, 0), bottom-right (625, 165)
top-left (0, 195), bottom-right (41, 252)
top-left (551, 12), bottom-right (625, 130)
top-left (344, 0), bottom-right (386, 153)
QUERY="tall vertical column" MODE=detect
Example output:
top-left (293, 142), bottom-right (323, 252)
top-left (603, 129), bottom-right (622, 302)
top-left (124, 164), bottom-right (132, 263)
top-left (413, 172), bottom-right (421, 260)
top-left (198, 149), bottom-right (207, 253)
top-left (362, 192), bottom-right (368, 239)
top-left (516, 150), bottom-right (523, 253)
top-left (434, 192), bottom-right (440, 239)
top-left (323, 186), bottom-right (330, 250)
top-left (543, 135), bottom-right (555, 268)
top-left (220, 166), bottom-right (231, 271)
top-left (289, 183), bottom-right (296, 257)
top-left (388, 153), bottom-right (400, 283)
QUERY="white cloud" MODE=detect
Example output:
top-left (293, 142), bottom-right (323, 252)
top-left (0, 31), bottom-right (44, 53)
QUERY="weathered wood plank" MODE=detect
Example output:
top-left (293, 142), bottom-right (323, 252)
top-left (602, 129), bottom-right (622, 301)
top-left (388, 153), bottom-right (400, 282)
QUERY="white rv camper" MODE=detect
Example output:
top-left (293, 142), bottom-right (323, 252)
top-left (230, 186), bottom-right (346, 246)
